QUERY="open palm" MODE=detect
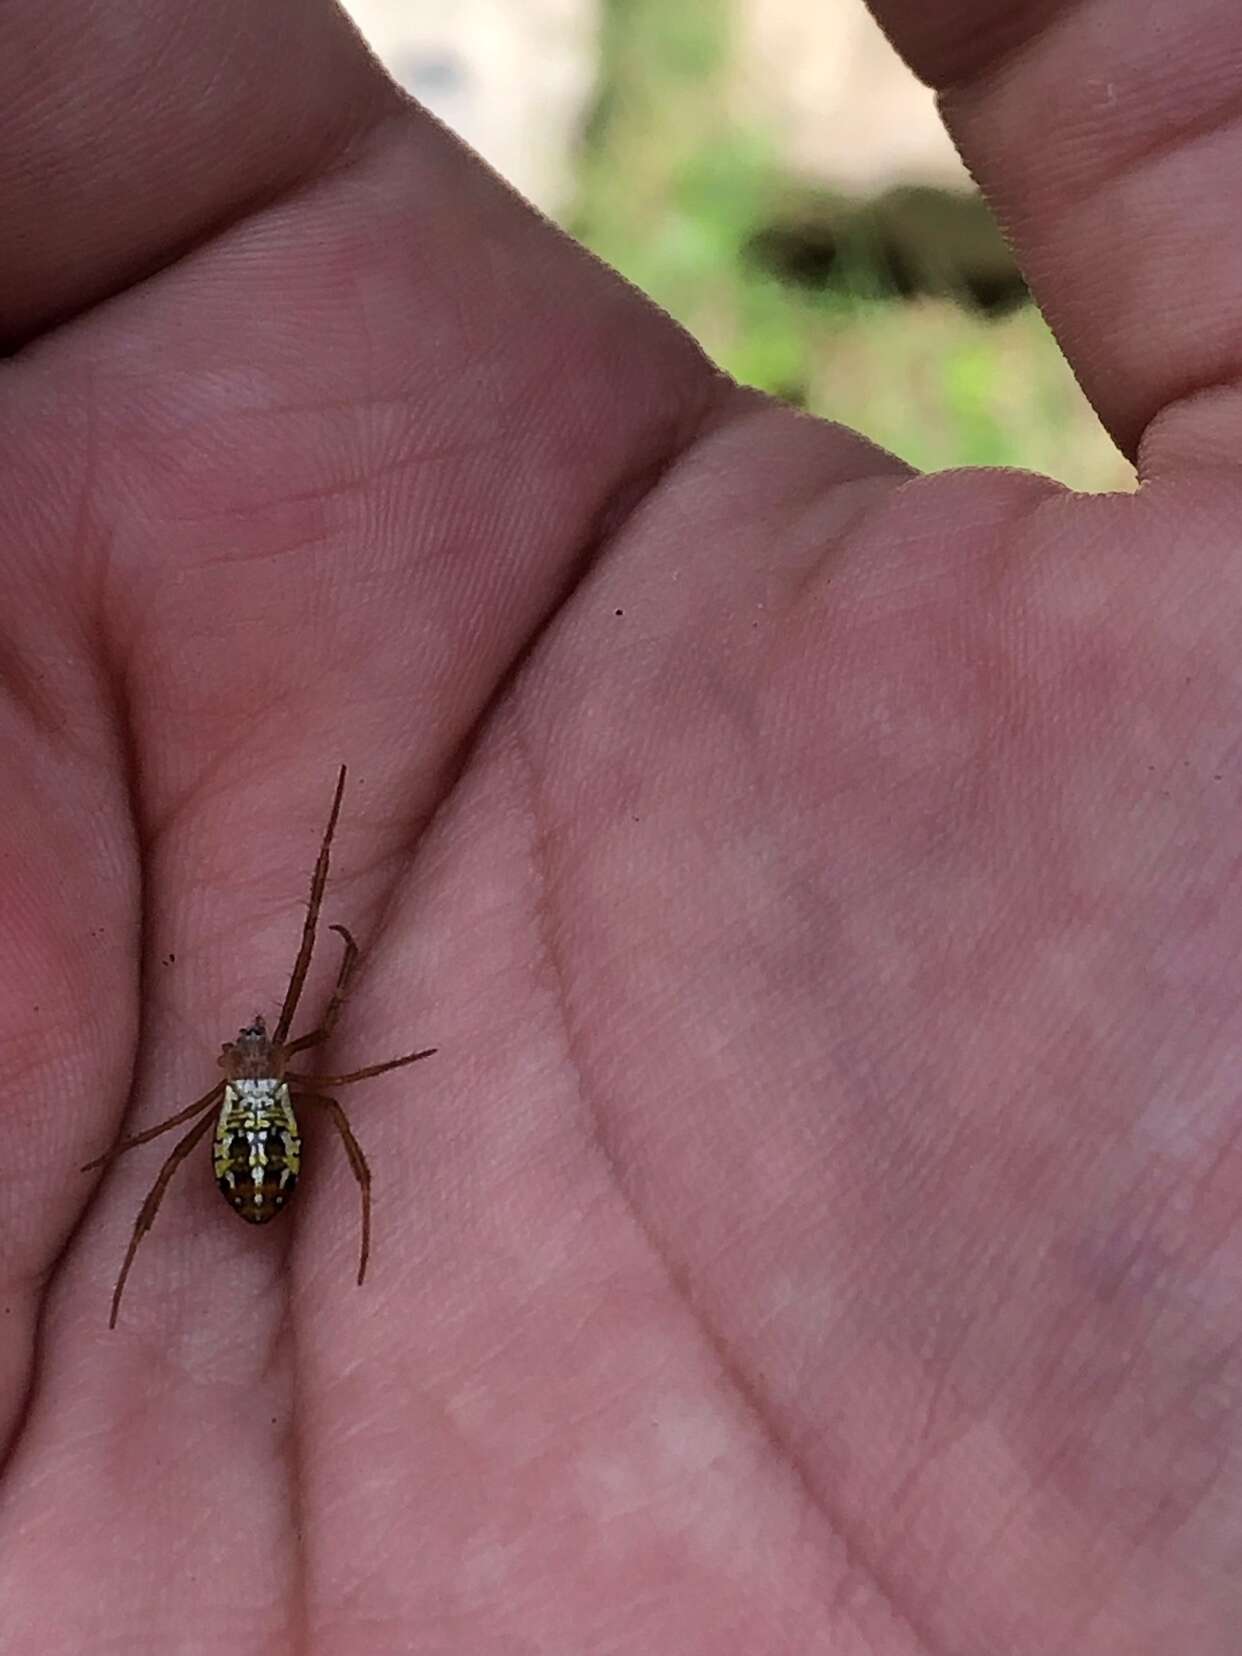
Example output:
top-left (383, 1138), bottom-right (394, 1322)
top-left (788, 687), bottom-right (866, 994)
top-left (0, 1), bottom-right (1236, 1650)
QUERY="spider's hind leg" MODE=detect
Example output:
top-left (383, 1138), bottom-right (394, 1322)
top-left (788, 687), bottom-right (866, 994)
top-left (292, 1091), bottom-right (371, 1284)
top-left (81, 1082), bottom-right (224, 1172)
top-left (106, 1109), bottom-right (217, 1328)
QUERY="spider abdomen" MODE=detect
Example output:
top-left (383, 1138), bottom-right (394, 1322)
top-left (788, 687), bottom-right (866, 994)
top-left (213, 1078), bottom-right (301, 1225)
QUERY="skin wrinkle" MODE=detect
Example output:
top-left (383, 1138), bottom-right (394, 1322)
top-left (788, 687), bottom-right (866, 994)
top-left (919, 0), bottom-right (1074, 90)
top-left (3, 25), bottom-right (393, 350)
top-left (0, 582), bottom-right (143, 1471)
top-left (279, 1285), bottom-right (311, 1656)
top-left (69, 261), bottom-right (727, 1327)
top-left (130, 376), bottom-right (721, 1646)
top-left (942, 0), bottom-right (1242, 199)
top-left (503, 443), bottom-right (1238, 1642)
top-left (511, 718), bottom-right (949, 1656)
top-left (1044, 181), bottom-right (1242, 466)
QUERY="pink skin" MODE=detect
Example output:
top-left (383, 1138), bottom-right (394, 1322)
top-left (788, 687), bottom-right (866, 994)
top-left (0, 0), bottom-right (1237, 1649)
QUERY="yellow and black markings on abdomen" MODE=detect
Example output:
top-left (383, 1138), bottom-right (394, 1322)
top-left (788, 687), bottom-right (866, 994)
top-left (213, 1079), bottom-right (301, 1224)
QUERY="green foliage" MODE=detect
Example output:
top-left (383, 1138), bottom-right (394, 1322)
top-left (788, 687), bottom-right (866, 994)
top-left (570, 0), bottom-right (1132, 492)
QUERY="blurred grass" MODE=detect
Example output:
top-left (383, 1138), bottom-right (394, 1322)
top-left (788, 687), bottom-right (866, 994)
top-left (570, 0), bottom-right (1134, 493)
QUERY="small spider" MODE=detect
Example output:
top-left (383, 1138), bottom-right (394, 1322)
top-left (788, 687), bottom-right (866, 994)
top-left (83, 765), bottom-right (435, 1327)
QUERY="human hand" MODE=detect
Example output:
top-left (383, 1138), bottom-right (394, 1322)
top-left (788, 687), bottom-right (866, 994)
top-left (0, 0), bottom-right (1234, 1649)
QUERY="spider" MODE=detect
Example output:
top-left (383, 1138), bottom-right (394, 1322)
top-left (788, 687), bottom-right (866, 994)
top-left (83, 765), bottom-right (435, 1327)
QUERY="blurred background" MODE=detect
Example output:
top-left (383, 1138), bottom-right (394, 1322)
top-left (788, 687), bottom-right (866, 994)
top-left (344, 0), bottom-right (1133, 492)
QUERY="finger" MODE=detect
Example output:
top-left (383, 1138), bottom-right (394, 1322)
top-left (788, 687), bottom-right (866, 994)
top-left (868, 0), bottom-right (1242, 470)
top-left (0, 0), bottom-right (390, 343)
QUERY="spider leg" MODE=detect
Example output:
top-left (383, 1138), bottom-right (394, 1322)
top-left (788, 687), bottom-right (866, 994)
top-left (287, 1047), bottom-right (436, 1088)
top-left (81, 1082), bottom-right (224, 1172)
top-left (293, 1091), bottom-right (371, 1284)
top-left (106, 1109), bottom-right (217, 1328)
top-left (274, 765), bottom-right (347, 1046)
top-left (283, 924), bottom-right (359, 1057)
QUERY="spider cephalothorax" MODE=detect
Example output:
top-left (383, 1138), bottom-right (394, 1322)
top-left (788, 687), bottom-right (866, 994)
top-left (219, 1014), bottom-right (287, 1080)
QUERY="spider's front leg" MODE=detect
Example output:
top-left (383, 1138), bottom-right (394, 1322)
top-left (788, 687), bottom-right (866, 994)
top-left (273, 765), bottom-right (346, 1045)
top-left (283, 924), bottom-right (358, 1058)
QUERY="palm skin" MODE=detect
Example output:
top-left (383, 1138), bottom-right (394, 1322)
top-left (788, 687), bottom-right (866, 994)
top-left (0, 0), bottom-right (1237, 1649)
